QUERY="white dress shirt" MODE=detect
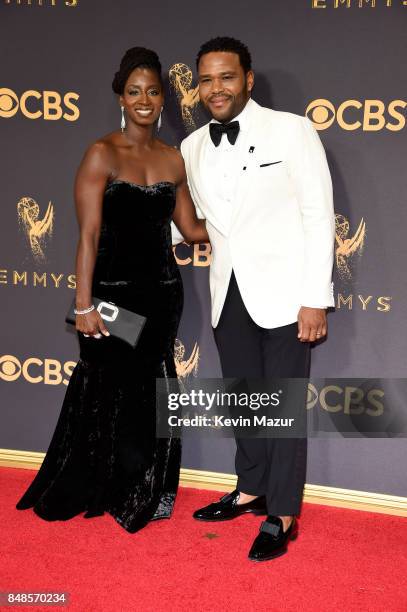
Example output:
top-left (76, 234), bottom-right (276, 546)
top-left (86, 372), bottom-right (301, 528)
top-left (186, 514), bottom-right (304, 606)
top-left (201, 98), bottom-right (254, 233)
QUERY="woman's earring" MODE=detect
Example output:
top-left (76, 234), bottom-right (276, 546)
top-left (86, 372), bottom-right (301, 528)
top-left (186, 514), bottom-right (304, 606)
top-left (120, 106), bottom-right (126, 132)
top-left (157, 107), bottom-right (163, 131)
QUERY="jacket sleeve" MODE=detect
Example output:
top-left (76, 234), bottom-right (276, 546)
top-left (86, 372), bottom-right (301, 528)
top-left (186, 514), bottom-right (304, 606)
top-left (171, 221), bottom-right (185, 245)
top-left (289, 116), bottom-right (335, 308)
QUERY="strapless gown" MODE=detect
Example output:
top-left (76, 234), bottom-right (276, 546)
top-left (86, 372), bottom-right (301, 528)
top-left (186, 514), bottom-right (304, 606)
top-left (16, 180), bottom-right (183, 533)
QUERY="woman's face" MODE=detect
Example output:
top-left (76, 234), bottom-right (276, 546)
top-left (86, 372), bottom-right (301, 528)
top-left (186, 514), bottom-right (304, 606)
top-left (119, 67), bottom-right (163, 128)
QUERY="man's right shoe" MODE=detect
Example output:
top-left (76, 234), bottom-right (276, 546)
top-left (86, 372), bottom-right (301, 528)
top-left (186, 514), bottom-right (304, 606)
top-left (193, 490), bottom-right (267, 522)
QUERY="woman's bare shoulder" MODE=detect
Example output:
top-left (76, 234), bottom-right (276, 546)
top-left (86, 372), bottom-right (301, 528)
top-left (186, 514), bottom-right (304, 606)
top-left (80, 133), bottom-right (121, 170)
top-left (89, 132), bottom-right (121, 155)
top-left (158, 140), bottom-right (185, 184)
top-left (157, 139), bottom-right (184, 164)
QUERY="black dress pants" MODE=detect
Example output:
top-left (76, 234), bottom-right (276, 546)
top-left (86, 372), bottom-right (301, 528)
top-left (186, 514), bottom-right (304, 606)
top-left (213, 272), bottom-right (310, 516)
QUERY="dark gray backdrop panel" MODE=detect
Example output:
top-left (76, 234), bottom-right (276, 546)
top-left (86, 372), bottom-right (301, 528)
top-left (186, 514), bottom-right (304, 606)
top-left (1, 0), bottom-right (406, 496)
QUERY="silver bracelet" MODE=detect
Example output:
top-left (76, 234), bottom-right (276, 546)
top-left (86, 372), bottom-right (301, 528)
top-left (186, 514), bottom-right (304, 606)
top-left (74, 304), bottom-right (95, 315)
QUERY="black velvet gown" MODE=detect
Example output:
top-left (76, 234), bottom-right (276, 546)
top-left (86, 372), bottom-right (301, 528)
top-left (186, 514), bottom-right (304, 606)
top-left (16, 180), bottom-right (183, 533)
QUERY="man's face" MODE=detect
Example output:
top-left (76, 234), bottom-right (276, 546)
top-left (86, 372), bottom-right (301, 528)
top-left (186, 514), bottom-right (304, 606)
top-left (198, 51), bottom-right (254, 123)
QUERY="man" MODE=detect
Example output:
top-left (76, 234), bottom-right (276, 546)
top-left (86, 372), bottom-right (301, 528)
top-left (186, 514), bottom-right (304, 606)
top-left (179, 37), bottom-right (335, 561)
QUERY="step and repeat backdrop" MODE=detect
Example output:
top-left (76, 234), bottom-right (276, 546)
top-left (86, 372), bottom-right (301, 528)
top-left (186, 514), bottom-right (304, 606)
top-left (1, 0), bottom-right (406, 495)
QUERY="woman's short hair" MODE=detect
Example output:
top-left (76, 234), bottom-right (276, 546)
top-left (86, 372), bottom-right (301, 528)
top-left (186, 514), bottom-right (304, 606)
top-left (112, 47), bottom-right (162, 94)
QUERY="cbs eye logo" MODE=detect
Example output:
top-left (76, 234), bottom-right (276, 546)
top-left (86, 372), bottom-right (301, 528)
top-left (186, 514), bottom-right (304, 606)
top-left (306, 383), bottom-right (384, 416)
top-left (0, 87), bottom-right (80, 121)
top-left (0, 354), bottom-right (75, 386)
top-left (306, 98), bottom-right (406, 131)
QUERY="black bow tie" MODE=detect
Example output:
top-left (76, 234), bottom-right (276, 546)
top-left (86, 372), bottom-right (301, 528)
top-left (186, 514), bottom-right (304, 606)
top-left (209, 120), bottom-right (240, 147)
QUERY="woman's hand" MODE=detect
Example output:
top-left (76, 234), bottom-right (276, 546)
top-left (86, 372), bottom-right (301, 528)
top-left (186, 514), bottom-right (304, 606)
top-left (76, 310), bottom-right (110, 339)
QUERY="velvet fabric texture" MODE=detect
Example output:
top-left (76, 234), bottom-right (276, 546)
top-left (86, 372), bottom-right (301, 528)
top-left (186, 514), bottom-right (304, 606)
top-left (16, 180), bottom-right (184, 533)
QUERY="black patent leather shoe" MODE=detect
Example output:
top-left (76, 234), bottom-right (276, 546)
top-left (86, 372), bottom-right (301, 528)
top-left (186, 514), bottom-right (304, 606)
top-left (248, 515), bottom-right (298, 561)
top-left (193, 490), bottom-right (267, 522)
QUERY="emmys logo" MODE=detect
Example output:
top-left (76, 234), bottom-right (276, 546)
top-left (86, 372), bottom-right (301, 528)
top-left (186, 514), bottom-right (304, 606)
top-left (334, 214), bottom-right (392, 312)
top-left (174, 339), bottom-right (200, 378)
top-left (0, 269), bottom-right (75, 289)
top-left (17, 197), bottom-right (54, 263)
top-left (4, 1), bottom-right (78, 6)
top-left (311, 0), bottom-right (407, 8)
top-left (335, 214), bottom-right (366, 281)
top-left (305, 98), bottom-right (406, 131)
top-left (169, 63), bottom-right (200, 131)
top-left (2, 202), bottom-right (75, 283)
top-left (0, 87), bottom-right (80, 121)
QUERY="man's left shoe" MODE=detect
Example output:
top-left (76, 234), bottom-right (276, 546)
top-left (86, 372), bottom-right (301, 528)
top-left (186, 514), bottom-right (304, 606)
top-left (248, 515), bottom-right (298, 562)
top-left (193, 490), bottom-right (267, 522)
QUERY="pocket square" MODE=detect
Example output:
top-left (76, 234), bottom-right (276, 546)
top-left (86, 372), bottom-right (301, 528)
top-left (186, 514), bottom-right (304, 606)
top-left (259, 161), bottom-right (282, 167)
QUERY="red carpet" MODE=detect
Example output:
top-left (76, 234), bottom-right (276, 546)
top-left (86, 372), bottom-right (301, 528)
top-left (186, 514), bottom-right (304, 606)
top-left (1, 467), bottom-right (406, 612)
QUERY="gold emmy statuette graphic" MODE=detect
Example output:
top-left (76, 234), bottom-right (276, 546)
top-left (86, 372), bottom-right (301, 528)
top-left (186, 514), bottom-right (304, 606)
top-left (169, 63), bottom-right (200, 131)
top-left (174, 338), bottom-right (200, 378)
top-left (335, 214), bottom-right (366, 280)
top-left (17, 196), bottom-right (54, 262)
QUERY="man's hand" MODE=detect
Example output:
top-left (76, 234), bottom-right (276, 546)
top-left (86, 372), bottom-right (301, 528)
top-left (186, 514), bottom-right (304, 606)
top-left (297, 307), bottom-right (327, 342)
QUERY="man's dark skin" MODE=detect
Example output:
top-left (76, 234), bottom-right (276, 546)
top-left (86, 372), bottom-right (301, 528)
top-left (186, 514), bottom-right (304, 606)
top-left (197, 50), bottom-right (327, 530)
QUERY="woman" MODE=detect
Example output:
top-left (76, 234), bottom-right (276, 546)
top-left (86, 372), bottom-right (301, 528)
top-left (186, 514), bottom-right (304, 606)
top-left (16, 47), bottom-right (208, 532)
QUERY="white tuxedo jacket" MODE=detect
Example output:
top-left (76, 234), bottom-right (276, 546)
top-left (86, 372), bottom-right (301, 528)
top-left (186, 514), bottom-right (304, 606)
top-left (178, 99), bottom-right (335, 329)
